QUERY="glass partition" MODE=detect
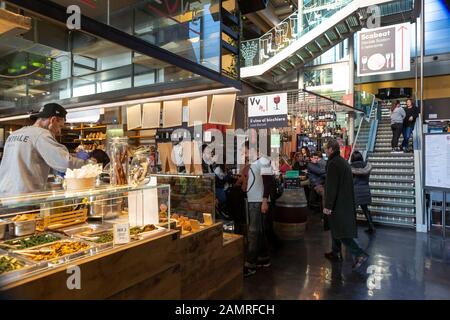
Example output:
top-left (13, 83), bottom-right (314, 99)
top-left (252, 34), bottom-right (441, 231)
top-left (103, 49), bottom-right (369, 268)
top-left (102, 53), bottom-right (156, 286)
top-left (48, 0), bottom-right (222, 73)
top-left (0, 24), bottom-right (197, 117)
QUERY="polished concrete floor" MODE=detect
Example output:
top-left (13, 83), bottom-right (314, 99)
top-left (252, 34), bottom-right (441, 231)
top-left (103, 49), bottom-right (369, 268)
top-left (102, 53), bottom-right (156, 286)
top-left (244, 214), bottom-right (450, 300)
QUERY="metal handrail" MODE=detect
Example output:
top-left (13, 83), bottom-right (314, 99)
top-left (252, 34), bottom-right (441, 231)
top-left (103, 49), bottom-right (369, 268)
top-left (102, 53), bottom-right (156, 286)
top-left (349, 93), bottom-right (377, 162)
top-left (349, 114), bottom-right (365, 163)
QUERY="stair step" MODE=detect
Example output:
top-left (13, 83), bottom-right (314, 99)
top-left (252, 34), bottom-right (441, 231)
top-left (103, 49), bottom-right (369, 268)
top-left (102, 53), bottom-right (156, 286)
top-left (371, 199), bottom-right (416, 208)
top-left (370, 175), bottom-right (415, 183)
top-left (369, 152), bottom-right (414, 158)
top-left (357, 209), bottom-right (415, 218)
top-left (375, 143), bottom-right (412, 147)
top-left (371, 168), bottom-right (415, 174)
top-left (370, 191), bottom-right (415, 198)
top-left (374, 147), bottom-right (397, 151)
top-left (376, 134), bottom-right (395, 138)
top-left (357, 215), bottom-right (415, 228)
top-left (367, 205), bottom-right (415, 215)
top-left (370, 162), bottom-right (414, 169)
top-left (369, 182), bottom-right (415, 190)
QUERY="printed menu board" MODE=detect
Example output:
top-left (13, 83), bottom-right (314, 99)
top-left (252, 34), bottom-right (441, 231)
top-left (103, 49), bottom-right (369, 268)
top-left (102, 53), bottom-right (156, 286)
top-left (425, 133), bottom-right (450, 190)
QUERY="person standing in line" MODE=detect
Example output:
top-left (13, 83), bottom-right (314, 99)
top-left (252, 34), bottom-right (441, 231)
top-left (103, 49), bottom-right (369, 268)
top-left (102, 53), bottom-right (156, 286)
top-left (243, 142), bottom-right (273, 277)
top-left (401, 99), bottom-right (419, 152)
top-left (350, 151), bottom-right (375, 234)
top-left (279, 156), bottom-right (292, 175)
top-left (390, 100), bottom-right (406, 152)
top-left (307, 151), bottom-right (326, 213)
top-left (323, 139), bottom-right (369, 270)
top-left (292, 147), bottom-right (310, 173)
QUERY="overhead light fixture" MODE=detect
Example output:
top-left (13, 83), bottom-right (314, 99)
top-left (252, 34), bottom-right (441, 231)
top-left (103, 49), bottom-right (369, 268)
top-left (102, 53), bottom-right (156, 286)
top-left (0, 88), bottom-right (239, 123)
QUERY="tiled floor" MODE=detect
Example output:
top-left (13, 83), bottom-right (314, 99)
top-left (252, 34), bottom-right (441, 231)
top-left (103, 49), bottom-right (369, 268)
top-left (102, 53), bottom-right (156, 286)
top-left (244, 213), bottom-right (450, 300)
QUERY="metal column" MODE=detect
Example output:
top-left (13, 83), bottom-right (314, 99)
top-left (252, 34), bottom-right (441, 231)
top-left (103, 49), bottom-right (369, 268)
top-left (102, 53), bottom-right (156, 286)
top-left (298, 0), bottom-right (303, 34)
top-left (348, 35), bottom-right (355, 145)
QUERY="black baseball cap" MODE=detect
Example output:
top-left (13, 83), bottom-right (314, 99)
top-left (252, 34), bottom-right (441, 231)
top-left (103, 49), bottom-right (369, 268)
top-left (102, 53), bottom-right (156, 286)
top-left (30, 103), bottom-right (67, 121)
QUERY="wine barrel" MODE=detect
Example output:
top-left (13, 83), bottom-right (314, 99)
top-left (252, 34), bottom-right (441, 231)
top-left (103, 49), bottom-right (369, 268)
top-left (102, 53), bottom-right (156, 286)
top-left (273, 189), bottom-right (309, 240)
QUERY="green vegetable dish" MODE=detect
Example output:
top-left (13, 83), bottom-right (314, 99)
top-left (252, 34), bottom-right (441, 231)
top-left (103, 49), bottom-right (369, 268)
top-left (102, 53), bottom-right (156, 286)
top-left (93, 233), bottom-right (113, 244)
top-left (1, 234), bottom-right (60, 250)
top-left (0, 256), bottom-right (25, 275)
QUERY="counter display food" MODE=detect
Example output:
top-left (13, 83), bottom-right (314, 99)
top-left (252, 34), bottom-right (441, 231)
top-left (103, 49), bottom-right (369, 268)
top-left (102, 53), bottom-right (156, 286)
top-left (0, 183), bottom-right (171, 287)
top-left (154, 174), bottom-right (215, 227)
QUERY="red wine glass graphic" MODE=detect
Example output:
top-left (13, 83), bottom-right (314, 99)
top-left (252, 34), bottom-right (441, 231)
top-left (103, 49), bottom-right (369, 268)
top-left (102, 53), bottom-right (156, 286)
top-left (273, 95), bottom-right (281, 110)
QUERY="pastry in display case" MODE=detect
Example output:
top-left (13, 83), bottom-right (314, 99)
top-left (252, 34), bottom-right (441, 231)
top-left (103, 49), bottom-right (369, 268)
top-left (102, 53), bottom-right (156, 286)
top-left (153, 174), bottom-right (215, 236)
top-left (0, 183), bottom-right (171, 288)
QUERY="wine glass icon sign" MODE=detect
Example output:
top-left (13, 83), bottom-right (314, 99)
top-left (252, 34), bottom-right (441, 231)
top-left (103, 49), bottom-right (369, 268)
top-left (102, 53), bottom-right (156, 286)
top-left (273, 95), bottom-right (281, 110)
top-left (361, 56), bottom-right (368, 71)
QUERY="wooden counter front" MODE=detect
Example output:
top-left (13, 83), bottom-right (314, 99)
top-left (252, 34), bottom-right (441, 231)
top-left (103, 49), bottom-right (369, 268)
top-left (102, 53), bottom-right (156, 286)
top-left (0, 224), bottom-right (244, 300)
top-left (1, 230), bottom-right (180, 299)
top-left (179, 223), bottom-right (244, 300)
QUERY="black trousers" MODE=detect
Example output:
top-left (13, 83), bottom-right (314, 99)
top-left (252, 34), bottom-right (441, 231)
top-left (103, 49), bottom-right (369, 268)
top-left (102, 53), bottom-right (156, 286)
top-left (332, 238), bottom-right (365, 257)
top-left (360, 204), bottom-right (375, 230)
top-left (391, 123), bottom-right (403, 148)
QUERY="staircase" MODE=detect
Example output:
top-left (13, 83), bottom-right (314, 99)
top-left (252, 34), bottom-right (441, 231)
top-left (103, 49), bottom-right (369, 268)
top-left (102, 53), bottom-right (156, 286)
top-left (240, 0), bottom-right (417, 82)
top-left (360, 104), bottom-right (416, 228)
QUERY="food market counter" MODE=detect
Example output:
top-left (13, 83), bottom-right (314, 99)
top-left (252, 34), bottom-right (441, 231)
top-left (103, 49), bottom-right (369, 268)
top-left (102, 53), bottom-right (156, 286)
top-left (0, 182), bottom-right (243, 299)
top-left (0, 223), bottom-right (243, 299)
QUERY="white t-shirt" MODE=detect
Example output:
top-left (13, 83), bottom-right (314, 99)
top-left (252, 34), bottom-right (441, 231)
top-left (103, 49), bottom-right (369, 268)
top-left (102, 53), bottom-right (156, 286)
top-left (247, 157), bottom-right (273, 203)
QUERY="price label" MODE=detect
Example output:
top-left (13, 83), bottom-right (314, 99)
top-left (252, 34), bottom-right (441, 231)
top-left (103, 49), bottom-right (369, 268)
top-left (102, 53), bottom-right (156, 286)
top-left (113, 223), bottom-right (130, 244)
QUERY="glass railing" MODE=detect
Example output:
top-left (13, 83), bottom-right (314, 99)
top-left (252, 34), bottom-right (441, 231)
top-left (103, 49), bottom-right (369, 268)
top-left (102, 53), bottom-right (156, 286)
top-left (240, 0), bottom-right (416, 68)
top-left (350, 92), bottom-right (377, 161)
top-left (241, 0), bottom-right (353, 67)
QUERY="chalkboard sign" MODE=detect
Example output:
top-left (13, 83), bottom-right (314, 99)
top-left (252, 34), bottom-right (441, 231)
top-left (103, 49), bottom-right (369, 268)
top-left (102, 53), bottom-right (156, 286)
top-left (285, 177), bottom-right (300, 189)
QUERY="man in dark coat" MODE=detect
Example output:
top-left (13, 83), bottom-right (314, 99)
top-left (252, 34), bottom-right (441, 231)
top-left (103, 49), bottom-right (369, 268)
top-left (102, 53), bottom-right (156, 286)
top-left (323, 139), bottom-right (369, 270)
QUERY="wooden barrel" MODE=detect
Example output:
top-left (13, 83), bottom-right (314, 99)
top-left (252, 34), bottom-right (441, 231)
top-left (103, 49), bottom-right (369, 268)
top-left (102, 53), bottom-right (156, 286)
top-left (273, 189), bottom-right (309, 240)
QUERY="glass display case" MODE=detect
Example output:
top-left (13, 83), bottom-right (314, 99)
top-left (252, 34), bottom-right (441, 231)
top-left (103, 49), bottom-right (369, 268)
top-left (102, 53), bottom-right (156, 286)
top-left (153, 174), bottom-right (215, 236)
top-left (0, 183), bottom-right (170, 288)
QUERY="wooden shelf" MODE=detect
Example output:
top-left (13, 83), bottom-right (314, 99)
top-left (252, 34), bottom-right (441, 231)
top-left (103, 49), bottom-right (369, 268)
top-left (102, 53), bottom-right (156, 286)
top-left (71, 125), bottom-right (106, 130)
top-left (75, 138), bottom-right (106, 142)
top-left (127, 136), bottom-right (155, 139)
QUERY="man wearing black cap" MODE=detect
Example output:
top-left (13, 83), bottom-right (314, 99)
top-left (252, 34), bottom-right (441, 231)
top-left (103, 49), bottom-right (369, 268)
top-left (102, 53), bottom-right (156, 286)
top-left (0, 103), bottom-right (85, 195)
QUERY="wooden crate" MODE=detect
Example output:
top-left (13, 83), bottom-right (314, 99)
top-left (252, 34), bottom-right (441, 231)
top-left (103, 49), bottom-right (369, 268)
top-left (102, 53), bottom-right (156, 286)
top-left (42, 209), bottom-right (88, 230)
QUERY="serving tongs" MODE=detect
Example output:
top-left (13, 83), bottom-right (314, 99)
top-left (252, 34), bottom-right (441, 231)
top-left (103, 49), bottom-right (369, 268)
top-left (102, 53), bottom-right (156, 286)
top-left (14, 247), bottom-right (54, 256)
top-left (44, 228), bottom-right (70, 237)
top-left (0, 242), bottom-right (19, 250)
top-left (75, 234), bottom-right (100, 241)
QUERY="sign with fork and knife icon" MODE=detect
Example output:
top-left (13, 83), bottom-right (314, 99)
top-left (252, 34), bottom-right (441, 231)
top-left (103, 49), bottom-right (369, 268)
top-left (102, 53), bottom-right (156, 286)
top-left (357, 23), bottom-right (411, 77)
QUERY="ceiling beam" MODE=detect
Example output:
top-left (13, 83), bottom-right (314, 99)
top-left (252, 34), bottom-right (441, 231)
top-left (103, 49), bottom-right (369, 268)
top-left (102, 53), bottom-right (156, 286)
top-left (256, 3), bottom-right (281, 28)
top-left (245, 12), bottom-right (272, 33)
